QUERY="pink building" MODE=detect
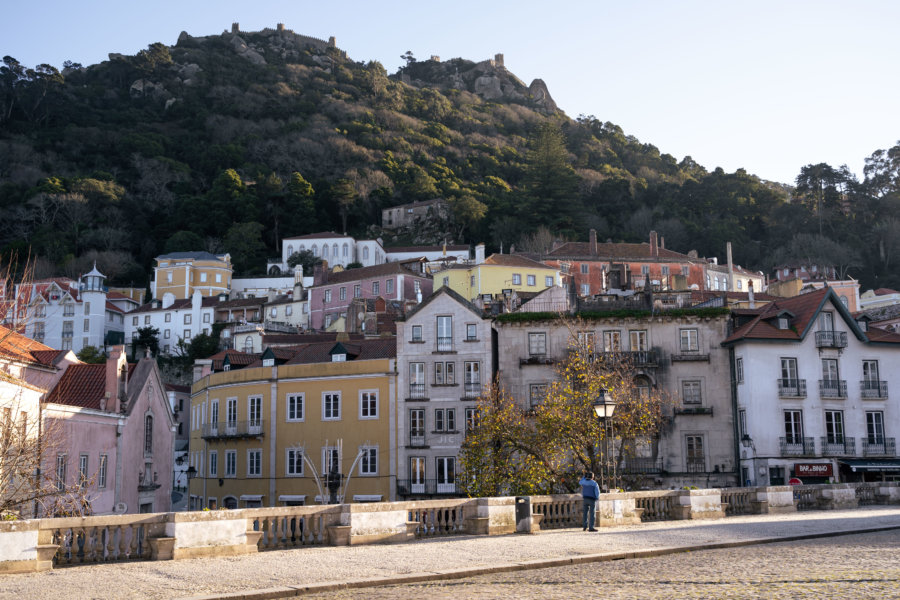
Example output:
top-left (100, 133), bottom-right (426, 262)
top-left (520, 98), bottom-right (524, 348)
top-left (308, 262), bottom-right (432, 330)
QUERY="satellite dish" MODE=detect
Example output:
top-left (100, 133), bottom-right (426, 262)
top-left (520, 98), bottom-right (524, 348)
top-left (114, 502), bottom-right (128, 514)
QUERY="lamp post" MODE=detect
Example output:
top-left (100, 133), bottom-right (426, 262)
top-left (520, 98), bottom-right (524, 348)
top-left (592, 389), bottom-right (617, 492)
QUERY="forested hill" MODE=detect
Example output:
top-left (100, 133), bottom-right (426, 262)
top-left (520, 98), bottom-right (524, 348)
top-left (1, 24), bottom-right (899, 289)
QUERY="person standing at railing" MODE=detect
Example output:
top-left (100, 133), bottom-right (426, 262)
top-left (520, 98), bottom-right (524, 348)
top-left (579, 471), bottom-right (600, 532)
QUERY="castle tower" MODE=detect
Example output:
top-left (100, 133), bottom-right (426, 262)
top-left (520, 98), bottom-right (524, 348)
top-left (232, 22), bottom-right (240, 34)
top-left (494, 53), bottom-right (504, 68)
top-left (80, 263), bottom-right (109, 351)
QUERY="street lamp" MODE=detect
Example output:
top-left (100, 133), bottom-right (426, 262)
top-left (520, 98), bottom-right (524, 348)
top-left (592, 389), bottom-right (617, 492)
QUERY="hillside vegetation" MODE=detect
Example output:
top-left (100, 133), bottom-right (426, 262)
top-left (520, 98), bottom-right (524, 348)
top-left (1, 25), bottom-right (899, 289)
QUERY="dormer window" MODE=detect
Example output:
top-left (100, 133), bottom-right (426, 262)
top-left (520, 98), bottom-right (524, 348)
top-left (332, 353), bottom-right (346, 362)
top-left (778, 317), bottom-right (789, 330)
top-left (858, 319), bottom-right (868, 332)
top-left (262, 358), bottom-right (275, 367)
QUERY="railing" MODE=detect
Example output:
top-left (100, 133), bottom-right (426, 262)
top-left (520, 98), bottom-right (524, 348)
top-left (861, 380), bottom-right (888, 399)
top-left (815, 330), bottom-right (848, 348)
top-left (633, 491), bottom-right (677, 521)
top-left (408, 430), bottom-right (426, 447)
top-left (793, 486), bottom-right (819, 511)
top-left (594, 350), bottom-right (659, 367)
top-left (531, 495), bottom-right (580, 529)
top-left (820, 437), bottom-right (856, 456)
top-left (248, 505), bottom-right (342, 550)
top-left (463, 382), bottom-right (481, 397)
top-left (780, 437), bottom-right (815, 456)
top-left (777, 378), bottom-right (807, 398)
top-left (621, 457), bottom-right (663, 474)
top-left (435, 336), bottom-right (453, 352)
top-left (819, 379), bottom-right (847, 398)
top-left (862, 437), bottom-right (896, 456)
top-left (855, 483), bottom-right (879, 506)
top-left (686, 458), bottom-right (706, 473)
top-left (47, 514), bottom-right (168, 566)
top-left (721, 488), bottom-right (754, 516)
top-left (201, 420), bottom-right (265, 439)
top-left (519, 355), bottom-right (555, 366)
top-left (396, 479), bottom-right (458, 497)
top-left (408, 383), bottom-right (426, 399)
top-left (407, 499), bottom-right (469, 538)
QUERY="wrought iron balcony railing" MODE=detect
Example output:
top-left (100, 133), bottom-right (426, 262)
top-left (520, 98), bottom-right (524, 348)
top-left (408, 430), bottom-right (426, 447)
top-left (201, 420), bottom-right (265, 440)
top-left (862, 437), bottom-right (896, 457)
top-left (815, 330), bottom-right (848, 348)
top-left (779, 437), bottom-right (815, 456)
top-left (819, 379), bottom-right (847, 398)
top-left (819, 437), bottom-right (856, 456)
top-left (777, 379), bottom-right (807, 398)
top-left (594, 350), bottom-right (660, 367)
top-left (463, 382), bottom-right (482, 397)
top-left (860, 380), bottom-right (888, 399)
top-left (435, 336), bottom-right (453, 352)
top-left (396, 479), bottom-right (458, 497)
top-left (408, 383), bottom-right (426, 399)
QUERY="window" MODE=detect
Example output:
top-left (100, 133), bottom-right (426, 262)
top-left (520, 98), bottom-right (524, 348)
top-left (323, 392), bottom-right (341, 420)
top-left (166, 271), bottom-right (173, 283)
top-left (144, 415), bottom-right (153, 454)
top-left (63, 303), bottom-right (75, 317)
top-left (216, 273), bottom-right (222, 283)
top-left (784, 410), bottom-right (803, 444)
top-left (529, 383), bottom-right (547, 408)
top-left (249, 396), bottom-right (262, 429)
top-left (546, 276), bottom-right (554, 287)
top-left (411, 325), bottom-right (423, 341)
top-left (343, 243), bottom-right (349, 257)
top-left (226, 398), bottom-right (237, 430)
top-left (287, 394), bottom-right (304, 421)
top-left (386, 279), bottom-right (394, 294)
top-left (685, 436), bottom-right (705, 472)
top-left (359, 447), bottom-right (378, 475)
top-left (132, 316), bottom-right (138, 326)
top-left (434, 408), bottom-right (456, 432)
top-left (470, 275), bottom-right (476, 287)
top-left (164, 329), bottom-right (171, 339)
top-left (56, 454), bottom-right (67, 491)
top-left (641, 265), bottom-right (650, 275)
top-left (781, 357), bottom-right (798, 382)
top-left (581, 264), bottom-right (589, 274)
top-left (210, 399), bottom-right (219, 427)
top-left (466, 324), bottom-right (477, 341)
top-left (324, 289), bottom-right (332, 303)
top-left (436, 457), bottom-right (455, 492)
top-left (512, 274), bottom-right (522, 285)
top-left (735, 357), bottom-right (744, 383)
top-left (527, 274), bottom-right (536, 286)
top-left (436, 316), bottom-right (452, 350)
top-left (225, 450), bottom-right (236, 476)
top-left (528, 332), bottom-right (547, 356)
top-left (578, 331), bottom-right (596, 351)
top-left (602, 330), bottom-right (621, 352)
top-left (184, 314), bottom-right (192, 324)
top-left (867, 411), bottom-right (885, 443)
top-left (409, 409), bottom-right (425, 444)
top-left (435, 361), bottom-right (455, 385)
top-left (682, 381), bottom-right (702, 405)
top-left (98, 454), bottom-right (107, 489)
top-left (630, 330), bottom-right (648, 351)
top-left (203, 313), bottom-right (210, 323)
top-left (354, 284), bottom-right (361, 298)
top-left (410, 457), bottom-right (426, 488)
top-left (34, 305), bottom-right (46, 318)
top-left (661, 266), bottom-right (669, 276)
top-left (79, 454), bottom-right (89, 488)
top-left (144, 315), bottom-right (150, 325)
top-left (83, 318), bottom-right (90, 332)
top-left (33, 322), bottom-right (44, 342)
top-left (286, 448), bottom-right (304, 476)
top-left (825, 411), bottom-right (844, 444)
top-left (682, 266), bottom-right (690, 277)
top-left (819, 311), bottom-right (835, 332)
top-left (247, 449), bottom-right (262, 477)
top-left (360, 391), bottom-right (378, 419)
top-left (465, 407), bottom-right (478, 431)
top-left (324, 315), bottom-right (332, 328)
top-left (339, 287), bottom-right (347, 301)
top-left (464, 361), bottom-right (480, 394)
top-left (580, 284), bottom-right (590, 296)
top-left (863, 360), bottom-right (880, 382)
top-left (679, 329), bottom-right (699, 352)
top-left (183, 329), bottom-right (191, 340)
top-left (362, 247), bottom-right (370, 261)
top-left (737, 280), bottom-right (743, 290)
top-left (738, 410), bottom-right (747, 440)
top-left (200, 272), bottom-right (207, 282)
top-left (822, 358), bottom-right (839, 383)
top-left (209, 451), bottom-right (218, 477)
top-left (373, 281), bottom-right (380, 295)
top-left (409, 363), bottom-right (425, 397)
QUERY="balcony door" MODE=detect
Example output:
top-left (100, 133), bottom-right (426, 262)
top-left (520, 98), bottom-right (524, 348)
top-left (821, 359), bottom-right (839, 382)
top-left (780, 357), bottom-right (798, 381)
top-left (410, 457), bottom-right (426, 494)
top-left (825, 410), bottom-right (844, 444)
top-left (436, 316), bottom-right (452, 351)
top-left (436, 457), bottom-right (455, 494)
top-left (226, 398), bottom-right (237, 434)
top-left (867, 411), bottom-right (885, 444)
top-left (784, 410), bottom-right (803, 444)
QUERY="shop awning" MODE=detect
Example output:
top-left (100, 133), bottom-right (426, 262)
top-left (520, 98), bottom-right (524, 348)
top-left (839, 459), bottom-right (900, 472)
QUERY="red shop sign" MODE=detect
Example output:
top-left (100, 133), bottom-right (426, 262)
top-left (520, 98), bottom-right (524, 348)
top-left (795, 463), bottom-right (833, 477)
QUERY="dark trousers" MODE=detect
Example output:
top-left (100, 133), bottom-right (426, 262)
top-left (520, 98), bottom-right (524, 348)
top-left (582, 497), bottom-right (597, 529)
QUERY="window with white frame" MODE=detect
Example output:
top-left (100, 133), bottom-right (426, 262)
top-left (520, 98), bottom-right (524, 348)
top-left (411, 325), bottom-right (423, 341)
top-left (529, 383), bottom-right (547, 408)
top-left (78, 454), bottom-right (89, 488)
top-left (736, 357), bottom-right (744, 383)
top-left (679, 329), bottom-right (699, 352)
top-left (340, 287), bottom-right (347, 301)
top-left (323, 392), bottom-right (341, 420)
top-left (581, 264), bottom-right (589, 274)
top-left (247, 449), bottom-right (262, 477)
top-left (248, 396), bottom-right (262, 428)
top-left (436, 457), bottom-right (455, 490)
top-left (682, 380), bottom-right (702, 405)
top-left (630, 330), bottom-right (648, 351)
top-left (738, 410), bottom-right (747, 440)
top-left (867, 411), bottom-right (885, 443)
top-left (580, 284), bottom-right (590, 296)
top-left (286, 448), bottom-right (304, 476)
top-left (98, 454), bottom-right (107, 488)
top-left (434, 361), bottom-right (455, 385)
top-left (465, 407), bottom-right (478, 431)
top-left (784, 410), bottom-right (803, 444)
top-left (825, 411), bottom-right (844, 443)
top-left (225, 450), bottom-right (236, 476)
top-left (354, 284), bottom-right (361, 298)
top-left (324, 289), bottom-right (332, 303)
top-left (287, 394), bottom-right (304, 422)
top-left (210, 399), bottom-right (218, 427)
top-left (209, 451), bottom-right (218, 477)
top-left (512, 273), bottom-right (521, 285)
top-left (226, 398), bottom-right (237, 429)
top-left (466, 323), bottom-right (477, 340)
top-left (528, 332), bottom-right (547, 356)
top-left (603, 330), bottom-right (621, 352)
top-left (546, 276), bottom-right (554, 287)
top-left (184, 314), bottom-right (192, 324)
top-left (373, 281), bottom-right (380, 294)
top-left (203, 313), bottom-right (210, 323)
top-left (434, 408), bottom-right (456, 432)
top-left (409, 363), bottom-right (425, 397)
top-left (56, 454), bottom-right (67, 491)
top-left (386, 279), bottom-right (394, 294)
top-left (527, 274), bottom-right (536, 286)
top-left (359, 391), bottom-right (378, 419)
top-left (359, 447), bottom-right (377, 475)
top-left (685, 435), bottom-right (705, 472)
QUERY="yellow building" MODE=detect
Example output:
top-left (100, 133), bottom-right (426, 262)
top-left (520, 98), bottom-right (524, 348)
top-left (188, 339), bottom-right (395, 509)
top-left (152, 252), bottom-right (232, 301)
top-left (432, 247), bottom-right (561, 302)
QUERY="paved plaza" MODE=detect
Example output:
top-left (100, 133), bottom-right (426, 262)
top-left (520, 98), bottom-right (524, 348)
top-left (2, 507), bottom-right (899, 600)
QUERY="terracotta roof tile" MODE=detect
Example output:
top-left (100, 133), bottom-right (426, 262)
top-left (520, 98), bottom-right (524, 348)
top-left (44, 364), bottom-right (107, 409)
top-left (0, 325), bottom-right (54, 363)
top-left (316, 262), bottom-right (428, 286)
top-left (285, 338), bottom-right (396, 365)
top-left (483, 254), bottom-right (556, 269)
top-left (546, 241), bottom-right (699, 261)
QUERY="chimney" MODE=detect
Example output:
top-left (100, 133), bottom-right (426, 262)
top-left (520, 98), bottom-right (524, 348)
top-left (748, 280), bottom-right (756, 309)
top-left (726, 242), bottom-right (735, 292)
top-left (313, 263), bottom-right (328, 285)
top-left (589, 229), bottom-right (598, 256)
top-left (104, 346), bottom-right (127, 411)
top-left (650, 231), bottom-right (659, 258)
top-left (267, 289), bottom-right (276, 303)
top-left (475, 243), bottom-right (485, 265)
top-left (193, 359), bottom-right (212, 383)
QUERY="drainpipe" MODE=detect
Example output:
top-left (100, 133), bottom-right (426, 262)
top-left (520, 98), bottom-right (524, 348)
top-left (728, 345), bottom-right (743, 487)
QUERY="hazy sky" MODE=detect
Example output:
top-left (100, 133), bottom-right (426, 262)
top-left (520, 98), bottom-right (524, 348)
top-left (3, 1), bottom-right (898, 184)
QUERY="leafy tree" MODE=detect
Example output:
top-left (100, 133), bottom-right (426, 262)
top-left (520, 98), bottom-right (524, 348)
top-left (285, 172), bottom-right (316, 234)
top-left (287, 249), bottom-right (322, 275)
top-left (400, 50), bottom-right (416, 67)
top-left (165, 230), bottom-right (205, 253)
top-left (766, 233), bottom-right (863, 280)
top-left (224, 221), bottom-right (266, 275)
top-left (133, 326), bottom-right (160, 358)
top-left (331, 178), bottom-right (357, 235)
top-left (75, 345), bottom-right (106, 364)
top-left (447, 194), bottom-right (486, 240)
top-left (522, 122), bottom-right (580, 228)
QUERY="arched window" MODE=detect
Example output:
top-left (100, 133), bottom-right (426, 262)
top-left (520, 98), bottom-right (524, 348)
top-left (332, 243), bottom-right (338, 259)
top-left (144, 415), bottom-right (153, 454)
top-left (312, 245), bottom-right (318, 257)
top-left (243, 337), bottom-right (254, 353)
top-left (323, 245), bottom-right (329, 258)
top-left (840, 296), bottom-right (849, 308)
top-left (363, 247), bottom-right (370, 261)
top-left (343, 243), bottom-right (349, 257)
top-left (299, 244), bottom-right (305, 252)
top-left (287, 245), bottom-right (293, 257)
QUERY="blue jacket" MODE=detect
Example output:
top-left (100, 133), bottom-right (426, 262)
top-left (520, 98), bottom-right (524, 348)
top-left (579, 477), bottom-right (600, 499)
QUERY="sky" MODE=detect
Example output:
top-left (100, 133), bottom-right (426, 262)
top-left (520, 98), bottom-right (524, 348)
top-left (3, 0), bottom-right (899, 185)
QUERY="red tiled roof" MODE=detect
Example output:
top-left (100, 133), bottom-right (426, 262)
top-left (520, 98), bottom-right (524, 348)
top-left (44, 364), bottom-right (107, 409)
top-left (285, 338), bottom-right (396, 365)
top-left (30, 350), bottom-right (65, 366)
top-left (316, 262), bottom-right (428, 286)
top-left (283, 231), bottom-right (349, 240)
top-left (105, 301), bottom-right (124, 314)
top-left (874, 288), bottom-right (900, 296)
top-left (0, 325), bottom-right (54, 363)
top-left (385, 245), bottom-right (469, 253)
top-left (546, 241), bottom-right (699, 262)
top-left (483, 254), bottom-right (556, 269)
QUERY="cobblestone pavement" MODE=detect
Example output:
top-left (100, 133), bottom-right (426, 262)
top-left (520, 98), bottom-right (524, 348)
top-left (1, 507), bottom-right (899, 600)
top-left (308, 530), bottom-right (900, 600)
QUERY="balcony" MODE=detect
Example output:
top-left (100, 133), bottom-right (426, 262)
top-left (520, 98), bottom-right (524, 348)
top-left (620, 457), bottom-right (663, 474)
top-left (862, 437), bottom-right (896, 457)
top-left (201, 420), bottom-right (264, 440)
top-left (778, 379), bottom-right (807, 398)
top-left (396, 479), bottom-right (458, 497)
top-left (815, 330), bottom-right (848, 349)
top-left (860, 380), bottom-right (888, 399)
top-left (595, 350), bottom-right (659, 367)
top-left (408, 383), bottom-right (427, 400)
top-left (520, 355), bottom-right (555, 366)
top-left (685, 459), bottom-right (706, 473)
top-left (820, 437), bottom-right (856, 456)
top-left (671, 350), bottom-right (709, 363)
top-left (674, 406), bottom-right (713, 416)
top-left (780, 437), bottom-right (815, 456)
top-left (435, 337), bottom-right (453, 352)
top-left (463, 382), bottom-right (482, 398)
top-left (409, 430), bottom-right (426, 447)
top-left (818, 379), bottom-right (847, 399)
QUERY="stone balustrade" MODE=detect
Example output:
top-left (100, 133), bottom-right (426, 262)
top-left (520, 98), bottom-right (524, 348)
top-left (2, 482), bottom-right (898, 574)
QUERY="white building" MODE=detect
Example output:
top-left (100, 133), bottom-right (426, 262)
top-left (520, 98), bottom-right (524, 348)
top-left (271, 232), bottom-right (386, 274)
top-left (395, 288), bottom-right (494, 498)
top-left (126, 291), bottom-right (218, 356)
top-left (725, 287), bottom-right (900, 486)
top-left (13, 266), bottom-right (126, 353)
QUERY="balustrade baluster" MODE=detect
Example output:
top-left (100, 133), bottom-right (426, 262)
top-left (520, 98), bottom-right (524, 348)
top-left (128, 524), bottom-right (139, 559)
